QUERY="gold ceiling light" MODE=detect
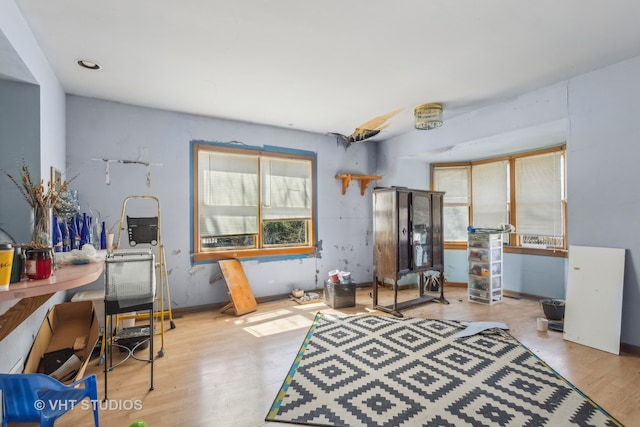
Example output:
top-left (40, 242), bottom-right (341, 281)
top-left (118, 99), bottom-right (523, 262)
top-left (414, 103), bottom-right (443, 130)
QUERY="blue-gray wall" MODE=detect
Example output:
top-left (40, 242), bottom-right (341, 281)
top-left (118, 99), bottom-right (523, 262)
top-left (0, 0), bottom-right (69, 374)
top-left (64, 96), bottom-right (378, 310)
top-left (0, 78), bottom-right (40, 244)
top-left (566, 55), bottom-right (640, 346)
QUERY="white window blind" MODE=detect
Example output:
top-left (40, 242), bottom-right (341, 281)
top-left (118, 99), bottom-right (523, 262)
top-left (434, 166), bottom-right (469, 205)
top-left (515, 152), bottom-right (562, 236)
top-left (261, 157), bottom-right (312, 220)
top-left (198, 151), bottom-right (259, 236)
top-left (434, 166), bottom-right (470, 241)
top-left (471, 161), bottom-right (509, 228)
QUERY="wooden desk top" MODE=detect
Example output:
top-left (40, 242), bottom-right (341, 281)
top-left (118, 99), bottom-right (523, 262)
top-left (0, 262), bottom-right (104, 302)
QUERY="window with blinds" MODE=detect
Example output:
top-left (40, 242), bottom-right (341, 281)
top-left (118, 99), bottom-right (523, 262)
top-left (471, 160), bottom-right (509, 229)
top-left (432, 145), bottom-right (566, 252)
top-left (193, 143), bottom-right (315, 259)
top-left (199, 151), bottom-right (259, 241)
top-left (515, 151), bottom-right (564, 248)
top-left (433, 166), bottom-right (470, 241)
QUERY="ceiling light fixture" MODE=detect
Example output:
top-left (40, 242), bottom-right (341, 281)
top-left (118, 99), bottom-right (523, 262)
top-left (414, 103), bottom-right (443, 130)
top-left (76, 59), bottom-right (101, 70)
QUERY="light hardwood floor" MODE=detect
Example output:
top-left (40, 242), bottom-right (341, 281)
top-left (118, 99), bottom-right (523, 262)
top-left (51, 286), bottom-right (639, 427)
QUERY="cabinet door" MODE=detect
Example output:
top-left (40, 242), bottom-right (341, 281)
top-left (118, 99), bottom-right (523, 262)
top-left (398, 191), bottom-right (411, 273)
top-left (373, 190), bottom-right (397, 279)
top-left (431, 193), bottom-right (443, 267)
top-left (411, 192), bottom-right (431, 269)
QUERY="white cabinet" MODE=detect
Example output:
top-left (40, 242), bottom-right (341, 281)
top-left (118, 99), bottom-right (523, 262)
top-left (467, 232), bottom-right (503, 304)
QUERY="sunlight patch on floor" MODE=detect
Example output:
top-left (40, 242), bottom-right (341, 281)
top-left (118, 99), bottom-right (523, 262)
top-left (233, 309), bottom-right (293, 325)
top-left (243, 314), bottom-right (312, 337)
top-left (292, 302), bottom-right (326, 310)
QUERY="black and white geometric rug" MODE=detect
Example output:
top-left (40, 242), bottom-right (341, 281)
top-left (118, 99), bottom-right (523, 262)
top-left (266, 313), bottom-right (622, 427)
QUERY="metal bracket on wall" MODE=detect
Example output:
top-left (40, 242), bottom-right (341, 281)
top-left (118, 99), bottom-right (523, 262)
top-left (92, 158), bottom-right (163, 186)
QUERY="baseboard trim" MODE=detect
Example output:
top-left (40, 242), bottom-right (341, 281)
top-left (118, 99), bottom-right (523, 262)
top-left (172, 283), bottom-right (552, 315)
top-left (171, 284), bottom-right (345, 316)
top-left (620, 342), bottom-right (640, 356)
top-left (445, 282), bottom-right (467, 288)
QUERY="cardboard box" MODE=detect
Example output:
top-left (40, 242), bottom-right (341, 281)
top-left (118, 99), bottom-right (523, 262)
top-left (71, 290), bottom-right (106, 330)
top-left (24, 300), bottom-right (99, 383)
top-left (71, 289), bottom-right (137, 332)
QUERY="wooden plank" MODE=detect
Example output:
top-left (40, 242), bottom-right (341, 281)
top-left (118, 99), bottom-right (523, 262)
top-left (218, 260), bottom-right (257, 316)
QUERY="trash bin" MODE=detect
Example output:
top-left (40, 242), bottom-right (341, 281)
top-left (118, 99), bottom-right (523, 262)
top-left (324, 280), bottom-right (356, 308)
top-left (540, 299), bottom-right (565, 321)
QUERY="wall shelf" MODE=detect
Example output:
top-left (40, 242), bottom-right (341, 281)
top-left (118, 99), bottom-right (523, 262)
top-left (335, 174), bottom-right (382, 196)
top-left (0, 261), bottom-right (104, 302)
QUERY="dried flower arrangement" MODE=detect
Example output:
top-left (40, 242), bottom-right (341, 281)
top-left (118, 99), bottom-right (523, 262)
top-left (3, 160), bottom-right (77, 247)
top-left (4, 162), bottom-right (71, 209)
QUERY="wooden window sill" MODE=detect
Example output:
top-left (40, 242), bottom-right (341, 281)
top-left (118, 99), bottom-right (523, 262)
top-left (444, 241), bottom-right (567, 258)
top-left (192, 246), bottom-right (316, 263)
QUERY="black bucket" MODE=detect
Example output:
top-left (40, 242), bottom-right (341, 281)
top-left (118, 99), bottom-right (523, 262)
top-left (540, 299), bottom-right (565, 321)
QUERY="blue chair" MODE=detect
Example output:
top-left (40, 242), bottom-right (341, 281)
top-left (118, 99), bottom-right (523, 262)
top-left (0, 373), bottom-right (99, 426)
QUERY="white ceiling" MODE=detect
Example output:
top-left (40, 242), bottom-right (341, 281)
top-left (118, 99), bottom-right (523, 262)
top-left (12, 0), bottom-right (640, 141)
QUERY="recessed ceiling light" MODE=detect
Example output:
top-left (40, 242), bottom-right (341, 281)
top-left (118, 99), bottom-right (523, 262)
top-left (76, 59), bottom-right (101, 70)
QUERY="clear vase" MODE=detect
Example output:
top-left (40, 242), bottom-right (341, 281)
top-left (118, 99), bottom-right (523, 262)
top-left (32, 205), bottom-right (53, 247)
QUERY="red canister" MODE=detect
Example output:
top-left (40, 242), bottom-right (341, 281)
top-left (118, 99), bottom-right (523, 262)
top-left (26, 248), bottom-right (53, 280)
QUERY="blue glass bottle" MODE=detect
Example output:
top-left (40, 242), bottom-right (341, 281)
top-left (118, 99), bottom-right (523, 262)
top-left (75, 214), bottom-right (81, 235)
top-left (52, 216), bottom-right (63, 252)
top-left (80, 213), bottom-right (89, 247)
top-left (68, 220), bottom-right (75, 250)
top-left (100, 221), bottom-right (107, 250)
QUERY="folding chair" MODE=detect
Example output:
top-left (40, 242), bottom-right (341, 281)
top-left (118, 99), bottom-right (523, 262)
top-left (0, 373), bottom-right (99, 426)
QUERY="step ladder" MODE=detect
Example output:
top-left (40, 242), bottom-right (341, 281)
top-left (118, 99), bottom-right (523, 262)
top-left (113, 195), bottom-right (175, 357)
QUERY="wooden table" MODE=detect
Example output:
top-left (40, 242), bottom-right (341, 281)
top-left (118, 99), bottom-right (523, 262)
top-left (0, 262), bottom-right (104, 341)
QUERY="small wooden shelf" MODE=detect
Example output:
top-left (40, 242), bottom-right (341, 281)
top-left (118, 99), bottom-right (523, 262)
top-left (336, 174), bottom-right (382, 196)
